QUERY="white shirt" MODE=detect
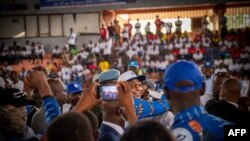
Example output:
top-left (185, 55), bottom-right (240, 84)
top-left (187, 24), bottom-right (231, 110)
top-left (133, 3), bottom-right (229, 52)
top-left (24, 44), bottom-right (31, 51)
top-left (175, 42), bottom-right (183, 49)
top-left (68, 32), bottom-right (77, 45)
top-left (91, 46), bottom-right (100, 54)
top-left (241, 79), bottom-right (250, 97)
top-left (11, 80), bottom-right (24, 92)
top-left (203, 42), bottom-right (210, 48)
top-left (160, 60), bottom-right (169, 69)
top-left (72, 64), bottom-right (83, 76)
top-left (243, 63), bottom-right (250, 71)
top-left (214, 59), bottom-right (223, 67)
top-left (224, 58), bottom-right (233, 66)
top-left (145, 24), bottom-right (150, 33)
top-left (240, 53), bottom-right (249, 59)
top-left (126, 49), bottom-right (135, 60)
top-left (164, 22), bottom-right (172, 34)
top-left (79, 51), bottom-right (89, 60)
top-left (167, 43), bottom-right (174, 51)
top-left (234, 63), bottom-right (242, 72)
top-left (193, 53), bottom-right (203, 60)
top-left (102, 121), bottom-right (124, 135)
top-left (165, 54), bottom-right (175, 62)
top-left (135, 22), bottom-right (141, 33)
top-left (155, 61), bottom-right (161, 69)
top-left (61, 67), bottom-right (72, 80)
top-left (122, 26), bottom-right (129, 38)
top-left (35, 48), bottom-right (45, 56)
top-left (82, 68), bottom-right (91, 76)
top-left (185, 42), bottom-right (191, 48)
top-left (103, 40), bottom-right (112, 55)
top-left (228, 63), bottom-right (236, 72)
top-left (175, 20), bottom-right (182, 28)
top-left (179, 48), bottom-right (188, 55)
top-left (52, 48), bottom-right (61, 55)
top-left (150, 61), bottom-right (156, 68)
top-left (160, 111), bottom-right (175, 128)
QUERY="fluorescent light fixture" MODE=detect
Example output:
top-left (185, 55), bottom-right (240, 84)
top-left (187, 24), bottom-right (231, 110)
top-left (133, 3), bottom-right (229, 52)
top-left (13, 31), bottom-right (25, 38)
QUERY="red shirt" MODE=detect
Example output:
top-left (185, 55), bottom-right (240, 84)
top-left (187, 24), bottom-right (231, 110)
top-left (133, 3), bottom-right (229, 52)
top-left (127, 23), bottom-right (133, 36)
top-left (188, 47), bottom-right (196, 54)
top-left (155, 19), bottom-right (162, 30)
top-left (199, 47), bottom-right (206, 54)
top-left (147, 33), bottom-right (154, 41)
top-left (100, 28), bottom-right (107, 39)
top-left (172, 48), bottom-right (180, 55)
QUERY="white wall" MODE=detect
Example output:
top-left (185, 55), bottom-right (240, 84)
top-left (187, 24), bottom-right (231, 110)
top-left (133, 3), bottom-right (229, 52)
top-left (0, 35), bottom-right (99, 52)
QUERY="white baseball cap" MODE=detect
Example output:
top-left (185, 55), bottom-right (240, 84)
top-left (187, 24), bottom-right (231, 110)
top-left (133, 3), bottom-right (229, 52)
top-left (118, 71), bottom-right (146, 82)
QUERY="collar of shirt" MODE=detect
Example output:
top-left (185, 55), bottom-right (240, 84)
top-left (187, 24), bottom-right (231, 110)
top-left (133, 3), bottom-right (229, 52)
top-left (226, 101), bottom-right (238, 108)
top-left (102, 121), bottom-right (124, 135)
top-left (173, 105), bottom-right (206, 125)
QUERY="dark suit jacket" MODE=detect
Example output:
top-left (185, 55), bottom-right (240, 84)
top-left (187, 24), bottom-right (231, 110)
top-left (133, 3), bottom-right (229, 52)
top-left (98, 123), bottom-right (122, 141)
top-left (205, 100), bottom-right (250, 126)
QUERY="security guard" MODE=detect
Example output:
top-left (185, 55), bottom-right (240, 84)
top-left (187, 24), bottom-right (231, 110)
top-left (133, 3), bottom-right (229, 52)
top-left (164, 60), bottom-right (231, 141)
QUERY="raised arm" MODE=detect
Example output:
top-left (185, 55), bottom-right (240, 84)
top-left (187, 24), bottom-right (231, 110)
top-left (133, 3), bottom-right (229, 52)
top-left (25, 71), bottom-right (61, 125)
top-left (134, 97), bottom-right (170, 119)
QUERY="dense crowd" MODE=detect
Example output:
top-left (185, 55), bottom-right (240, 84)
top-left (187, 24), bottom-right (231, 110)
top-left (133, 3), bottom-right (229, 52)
top-left (0, 15), bottom-right (250, 141)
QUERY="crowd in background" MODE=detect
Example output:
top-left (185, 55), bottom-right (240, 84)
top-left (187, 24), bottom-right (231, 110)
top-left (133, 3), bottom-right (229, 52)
top-left (0, 14), bottom-right (250, 141)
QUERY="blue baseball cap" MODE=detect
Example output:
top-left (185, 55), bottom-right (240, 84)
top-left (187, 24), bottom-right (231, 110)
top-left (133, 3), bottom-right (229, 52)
top-left (66, 81), bottom-right (82, 94)
top-left (128, 61), bottom-right (139, 68)
top-left (164, 60), bottom-right (203, 92)
top-left (203, 62), bottom-right (213, 68)
top-left (98, 69), bottom-right (120, 83)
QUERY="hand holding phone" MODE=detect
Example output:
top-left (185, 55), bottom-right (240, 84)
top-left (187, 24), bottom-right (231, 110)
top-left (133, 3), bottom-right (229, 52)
top-left (97, 85), bottom-right (118, 101)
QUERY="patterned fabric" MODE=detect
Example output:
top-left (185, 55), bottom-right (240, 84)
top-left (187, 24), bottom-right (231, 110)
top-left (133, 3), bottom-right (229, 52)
top-left (171, 105), bottom-right (231, 141)
top-left (42, 96), bottom-right (61, 126)
top-left (134, 98), bottom-right (170, 119)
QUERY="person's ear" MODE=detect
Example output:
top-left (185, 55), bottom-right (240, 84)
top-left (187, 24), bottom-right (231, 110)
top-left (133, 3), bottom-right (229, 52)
top-left (200, 82), bottom-right (206, 96)
top-left (219, 92), bottom-right (225, 100)
top-left (116, 106), bottom-right (123, 116)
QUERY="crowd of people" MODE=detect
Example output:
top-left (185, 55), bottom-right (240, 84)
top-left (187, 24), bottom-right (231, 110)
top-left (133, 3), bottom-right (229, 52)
top-left (0, 41), bottom-right (45, 65)
top-left (0, 14), bottom-right (250, 141)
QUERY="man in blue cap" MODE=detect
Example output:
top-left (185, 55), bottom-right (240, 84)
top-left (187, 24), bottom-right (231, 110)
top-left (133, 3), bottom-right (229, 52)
top-left (128, 60), bottom-right (142, 75)
top-left (200, 62), bottom-right (214, 106)
top-left (66, 81), bottom-right (83, 110)
top-left (164, 60), bottom-right (231, 141)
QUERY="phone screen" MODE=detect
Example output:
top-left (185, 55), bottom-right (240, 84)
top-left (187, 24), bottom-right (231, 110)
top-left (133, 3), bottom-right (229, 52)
top-left (98, 85), bottom-right (118, 101)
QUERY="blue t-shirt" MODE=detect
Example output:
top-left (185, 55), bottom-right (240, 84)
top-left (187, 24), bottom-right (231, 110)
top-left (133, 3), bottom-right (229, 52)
top-left (171, 105), bottom-right (231, 141)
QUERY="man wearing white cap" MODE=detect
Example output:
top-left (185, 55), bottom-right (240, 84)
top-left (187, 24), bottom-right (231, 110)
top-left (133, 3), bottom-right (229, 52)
top-left (119, 71), bottom-right (170, 119)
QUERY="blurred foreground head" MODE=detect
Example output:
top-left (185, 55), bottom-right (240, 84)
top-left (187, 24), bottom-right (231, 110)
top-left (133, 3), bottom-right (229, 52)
top-left (47, 112), bottom-right (94, 141)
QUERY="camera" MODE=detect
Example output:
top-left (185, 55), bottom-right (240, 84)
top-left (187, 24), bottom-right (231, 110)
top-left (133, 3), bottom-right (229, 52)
top-left (97, 85), bottom-right (118, 101)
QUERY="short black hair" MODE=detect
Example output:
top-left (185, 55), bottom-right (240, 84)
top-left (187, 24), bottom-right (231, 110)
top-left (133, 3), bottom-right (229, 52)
top-left (47, 112), bottom-right (94, 141)
top-left (120, 120), bottom-right (175, 141)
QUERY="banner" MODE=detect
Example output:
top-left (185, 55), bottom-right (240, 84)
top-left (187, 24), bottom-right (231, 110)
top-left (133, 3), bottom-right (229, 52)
top-left (40, 0), bottom-right (126, 8)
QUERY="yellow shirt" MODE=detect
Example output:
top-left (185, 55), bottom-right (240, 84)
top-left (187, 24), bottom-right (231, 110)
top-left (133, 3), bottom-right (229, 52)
top-left (99, 61), bottom-right (110, 72)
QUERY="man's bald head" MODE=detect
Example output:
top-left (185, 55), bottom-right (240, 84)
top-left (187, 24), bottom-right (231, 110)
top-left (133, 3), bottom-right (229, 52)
top-left (220, 78), bottom-right (241, 102)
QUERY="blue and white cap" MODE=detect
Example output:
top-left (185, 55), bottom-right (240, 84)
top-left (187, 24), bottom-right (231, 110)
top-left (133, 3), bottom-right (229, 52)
top-left (66, 81), bottom-right (82, 95)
